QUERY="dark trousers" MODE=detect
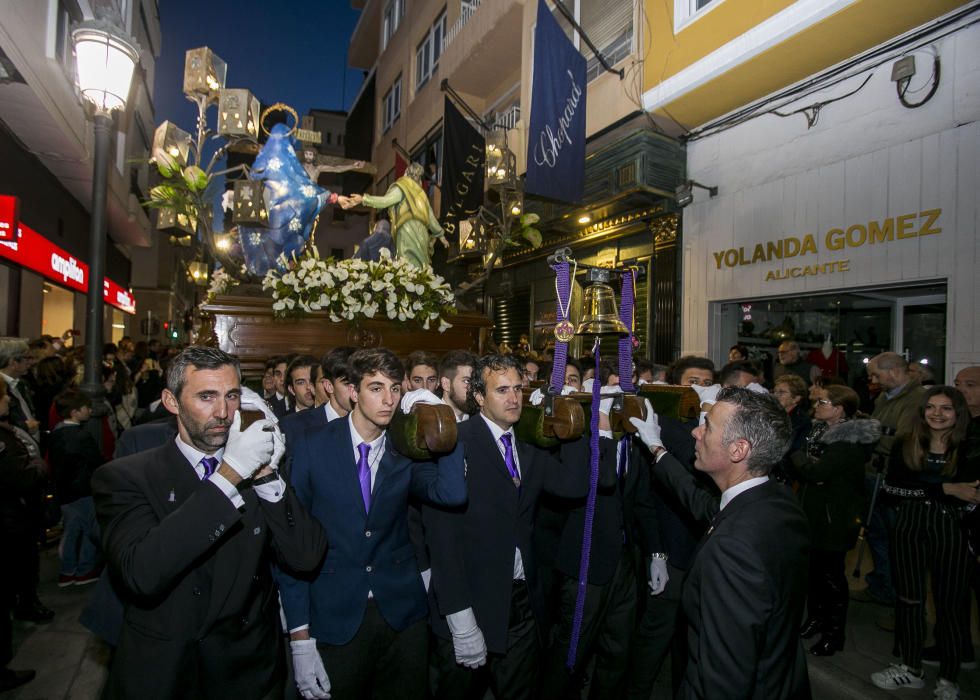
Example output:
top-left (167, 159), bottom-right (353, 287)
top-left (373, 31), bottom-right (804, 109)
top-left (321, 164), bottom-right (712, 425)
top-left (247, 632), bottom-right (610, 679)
top-left (865, 475), bottom-right (897, 603)
top-left (894, 501), bottom-right (974, 682)
top-left (318, 601), bottom-right (428, 700)
top-left (807, 549), bottom-right (848, 642)
top-left (432, 580), bottom-right (539, 700)
top-left (539, 552), bottom-right (636, 700)
top-left (626, 562), bottom-right (687, 700)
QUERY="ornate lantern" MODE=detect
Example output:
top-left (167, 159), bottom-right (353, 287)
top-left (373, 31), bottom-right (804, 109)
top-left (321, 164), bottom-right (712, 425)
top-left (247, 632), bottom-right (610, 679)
top-left (183, 47), bottom-right (226, 99)
top-left (451, 216), bottom-right (489, 262)
top-left (232, 180), bottom-right (268, 225)
top-left (486, 130), bottom-right (517, 187)
top-left (217, 89), bottom-right (260, 138)
top-left (157, 207), bottom-right (196, 235)
top-left (188, 260), bottom-right (209, 285)
top-left (151, 120), bottom-right (191, 166)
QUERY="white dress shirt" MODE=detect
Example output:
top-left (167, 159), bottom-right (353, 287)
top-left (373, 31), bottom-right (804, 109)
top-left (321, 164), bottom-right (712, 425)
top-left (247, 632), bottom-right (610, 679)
top-left (719, 476), bottom-right (769, 510)
top-left (324, 401), bottom-right (343, 423)
top-left (173, 435), bottom-right (285, 509)
top-left (348, 416), bottom-right (385, 491)
top-left (480, 413), bottom-right (525, 580)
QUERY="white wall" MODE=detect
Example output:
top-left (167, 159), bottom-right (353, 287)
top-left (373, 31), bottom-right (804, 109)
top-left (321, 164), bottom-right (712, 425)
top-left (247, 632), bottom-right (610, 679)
top-left (680, 20), bottom-right (980, 374)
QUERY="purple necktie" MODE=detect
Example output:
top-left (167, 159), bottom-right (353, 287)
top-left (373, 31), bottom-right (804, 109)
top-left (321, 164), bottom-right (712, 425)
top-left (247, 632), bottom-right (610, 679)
top-left (499, 433), bottom-right (521, 489)
top-left (357, 442), bottom-right (372, 512)
top-left (200, 456), bottom-right (219, 479)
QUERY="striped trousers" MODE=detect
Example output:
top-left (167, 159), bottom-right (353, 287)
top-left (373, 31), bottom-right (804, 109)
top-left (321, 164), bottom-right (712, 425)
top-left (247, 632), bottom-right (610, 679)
top-left (893, 500), bottom-right (975, 682)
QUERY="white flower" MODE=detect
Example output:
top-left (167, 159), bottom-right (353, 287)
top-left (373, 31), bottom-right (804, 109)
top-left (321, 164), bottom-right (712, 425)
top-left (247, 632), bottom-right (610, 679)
top-left (439, 318), bottom-right (452, 332)
top-left (398, 311), bottom-right (406, 321)
top-left (273, 300), bottom-right (286, 311)
top-left (422, 318), bottom-right (431, 330)
top-left (284, 297), bottom-right (296, 310)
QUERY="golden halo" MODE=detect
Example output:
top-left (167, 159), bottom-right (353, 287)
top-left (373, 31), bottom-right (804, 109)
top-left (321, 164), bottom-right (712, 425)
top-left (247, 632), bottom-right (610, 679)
top-left (260, 102), bottom-right (299, 137)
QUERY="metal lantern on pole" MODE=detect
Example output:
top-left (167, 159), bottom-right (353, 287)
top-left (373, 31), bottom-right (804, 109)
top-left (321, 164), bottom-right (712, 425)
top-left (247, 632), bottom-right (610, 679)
top-left (217, 89), bottom-right (261, 138)
top-left (72, 15), bottom-right (140, 401)
top-left (232, 180), bottom-right (269, 225)
top-left (151, 120), bottom-right (192, 166)
top-left (183, 47), bottom-right (227, 100)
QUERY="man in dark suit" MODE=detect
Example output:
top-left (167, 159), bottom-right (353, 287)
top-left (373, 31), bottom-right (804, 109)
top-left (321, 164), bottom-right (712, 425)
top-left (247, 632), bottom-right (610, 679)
top-left (278, 348), bottom-right (466, 700)
top-left (268, 354), bottom-right (293, 420)
top-left (629, 386), bottom-right (811, 699)
top-left (280, 347), bottom-right (354, 447)
top-left (538, 394), bottom-right (660, 700)
top-left (92, 346), bottom-right (327, 700)
top-left (424, 354), bottom-right (615, 700)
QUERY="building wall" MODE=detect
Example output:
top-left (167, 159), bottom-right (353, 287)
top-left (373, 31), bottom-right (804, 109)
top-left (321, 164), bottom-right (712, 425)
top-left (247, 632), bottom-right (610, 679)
top-left (680, 19), bottom-right (980, 374)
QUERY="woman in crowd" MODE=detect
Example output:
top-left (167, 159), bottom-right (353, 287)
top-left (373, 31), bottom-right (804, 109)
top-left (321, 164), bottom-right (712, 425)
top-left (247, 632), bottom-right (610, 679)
top-left (791, 385), bottom-right (879, 656)
top-left (31, 355), bottom-right (73, 437)
top-left (728, 343), bottom-right (749, 362)
top-left (872, 386), bottom-right (980, 699)
top-left (809, 374), bottom-right (846, 404)
top-left (773, 374), bottom-right (812, 457)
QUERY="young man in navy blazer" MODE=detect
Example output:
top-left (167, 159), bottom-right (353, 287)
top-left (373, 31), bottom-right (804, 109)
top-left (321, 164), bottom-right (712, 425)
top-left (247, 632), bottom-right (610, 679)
top-left (278, 348), bottom-right (467, 700)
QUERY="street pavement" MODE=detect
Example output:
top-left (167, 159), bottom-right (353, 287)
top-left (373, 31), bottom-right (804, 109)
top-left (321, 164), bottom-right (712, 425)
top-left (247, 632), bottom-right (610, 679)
top-left (3, 546), bottom-right (980, 699)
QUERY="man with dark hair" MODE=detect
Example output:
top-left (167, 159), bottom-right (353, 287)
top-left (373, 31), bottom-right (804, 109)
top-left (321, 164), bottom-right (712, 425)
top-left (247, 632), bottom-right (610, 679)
top-left (564, 358), bottom-right (583, 391)
top-left (629, 388), bottom-right (810, 699)
top-left (666, 356), bottom-right (715, 387)
top-left (268, 354), bottom-right (292, 419)
top-left (92, 346), bottom-right (327, 699)
top-left (286, 355), bottom-right (320, 413)
top-left (48, 390), bottom-right (104, 587)
top-left (424, 354), bottom-right (614, 700)
top-left (262, 358), bottom-right (278, 401)
top-left (406, 350), bottom-right (439, 392)
top-left (438, 350), bottom-right (476, 421)
top-left (719, 360), bottom-right (758, 388)
top-left (634, 358), bottom-right (655, 384)
top-left (279, 347), bottom-right (466, 700)
top-left (319, 346), bottom-right (356, 421)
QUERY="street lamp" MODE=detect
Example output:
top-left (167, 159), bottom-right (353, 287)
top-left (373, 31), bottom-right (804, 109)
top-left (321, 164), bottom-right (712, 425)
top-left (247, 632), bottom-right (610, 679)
top-left (72, 16), bottom-right (140, 399)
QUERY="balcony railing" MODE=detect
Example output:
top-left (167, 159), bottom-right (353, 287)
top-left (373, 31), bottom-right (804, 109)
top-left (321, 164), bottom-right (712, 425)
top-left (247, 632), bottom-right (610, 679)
top-left (444, 0), bottom-right (482, 51)
top-left (488, 103), bottom-right (520, 131)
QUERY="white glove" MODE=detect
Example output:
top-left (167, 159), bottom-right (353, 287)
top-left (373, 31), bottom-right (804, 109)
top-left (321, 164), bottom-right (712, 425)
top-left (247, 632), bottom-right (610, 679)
top-left (529, 385), bottom-right (577, 406)
top-left (629, 400), bottom-right (663, 451)
top-left (290, 638), bottom-right (331, 699)
top-left (222, 411), bottom-right (276, 480)
top-left (446, 608), bottom-right (487, 668)
top-left (598, 385), bottom-right (619, 416)
top-left (240, 385), bottom-right (278, 423)
top-left (745, 382), bottom-right (768, 395)
top-left (401, 388), bottom-right (442, 413)
top-left (269, 422), bottom-right (286, 470)
top-left (582, 377), bottom-right (595, 393)
top-left (649, 557), bottom-right (669, 595)
top-left (692, 383), bottom-right (722, 408)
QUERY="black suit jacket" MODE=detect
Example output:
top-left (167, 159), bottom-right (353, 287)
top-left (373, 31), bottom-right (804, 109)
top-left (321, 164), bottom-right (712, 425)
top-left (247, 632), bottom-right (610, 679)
top-left (655, 454), bottom-right (811, 700)
top-left (554, 435), bottom-right (658, 585)
top-left (92, 441), bottom-right (327, 699)
top-left (424, 416), bottom-right (614, 653)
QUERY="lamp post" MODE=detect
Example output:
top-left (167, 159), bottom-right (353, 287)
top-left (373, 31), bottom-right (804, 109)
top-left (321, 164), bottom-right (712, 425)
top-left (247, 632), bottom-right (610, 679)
top-left (71, 16), bottom-right (140, 399)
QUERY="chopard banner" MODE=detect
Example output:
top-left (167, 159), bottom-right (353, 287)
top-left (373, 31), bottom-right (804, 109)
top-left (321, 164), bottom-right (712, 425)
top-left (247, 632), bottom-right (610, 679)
top-left (526, 0), bottom-right (586, 203)
top-left (441, 96), bottom-right (486, 238)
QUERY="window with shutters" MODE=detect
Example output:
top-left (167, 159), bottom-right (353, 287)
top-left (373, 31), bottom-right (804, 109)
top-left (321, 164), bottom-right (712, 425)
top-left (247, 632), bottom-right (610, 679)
top-left (382, 76), bottom-right (401, 134)
top-left (551, 0), bottom-right (635, 84)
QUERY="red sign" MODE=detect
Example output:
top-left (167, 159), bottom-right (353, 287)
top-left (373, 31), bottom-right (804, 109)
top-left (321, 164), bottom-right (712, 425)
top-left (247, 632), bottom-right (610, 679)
top-left (0, 195), bottom-right (20, 242)
top-left (0, 223), bottom-right (135, 314)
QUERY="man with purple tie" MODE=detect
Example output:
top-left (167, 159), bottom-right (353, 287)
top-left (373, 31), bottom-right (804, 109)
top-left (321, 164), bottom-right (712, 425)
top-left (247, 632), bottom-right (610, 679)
top-left (424, 354), bottom-right (616, 700)
top-left (279, 348), bottom-right (466, 700)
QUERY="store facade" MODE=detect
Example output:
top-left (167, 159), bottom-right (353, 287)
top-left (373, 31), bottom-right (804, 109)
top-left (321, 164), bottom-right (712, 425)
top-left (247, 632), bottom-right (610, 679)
top-left (679, 17), bottom-right (979, 382)
top-left (0, 194), bottom-right (135, 341)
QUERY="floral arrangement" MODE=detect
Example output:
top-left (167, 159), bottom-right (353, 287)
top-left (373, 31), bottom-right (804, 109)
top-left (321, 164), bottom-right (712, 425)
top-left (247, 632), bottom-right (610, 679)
top-left (261, 248), bottom-right (456, 331)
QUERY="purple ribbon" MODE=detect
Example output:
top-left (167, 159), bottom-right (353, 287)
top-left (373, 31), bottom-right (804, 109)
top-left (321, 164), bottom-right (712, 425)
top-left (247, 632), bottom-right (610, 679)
top-left (550, 260), bottom-right (571, 393)
top-left (567, 342), bottom-right (601, 670)
top-left (618, 269), bottom-right (635, 392)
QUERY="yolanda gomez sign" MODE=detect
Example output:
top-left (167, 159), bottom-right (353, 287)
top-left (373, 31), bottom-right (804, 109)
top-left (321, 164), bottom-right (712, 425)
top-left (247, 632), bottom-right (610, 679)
top-left (0, 222), bottom-right (135, 314)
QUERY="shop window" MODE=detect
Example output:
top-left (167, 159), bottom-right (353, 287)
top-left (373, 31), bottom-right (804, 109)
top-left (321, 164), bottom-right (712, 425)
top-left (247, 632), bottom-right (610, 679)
top-left (382, 75), bottom-right (401, 134)
top-left (415, 9), bottom-right (447, 91)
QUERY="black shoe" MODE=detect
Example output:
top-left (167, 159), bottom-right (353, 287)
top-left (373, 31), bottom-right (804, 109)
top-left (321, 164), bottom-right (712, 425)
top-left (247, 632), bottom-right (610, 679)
top-left (0, 668), bottom-right (36, 692)
top-left (810, 636), bottom-right (845, 657)
top-left (800, 618), bottom-right (822, 639)
top-left (13, 600), bottom-right (54, 623)
top-left (921, 644), bottom-right (977, 670)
